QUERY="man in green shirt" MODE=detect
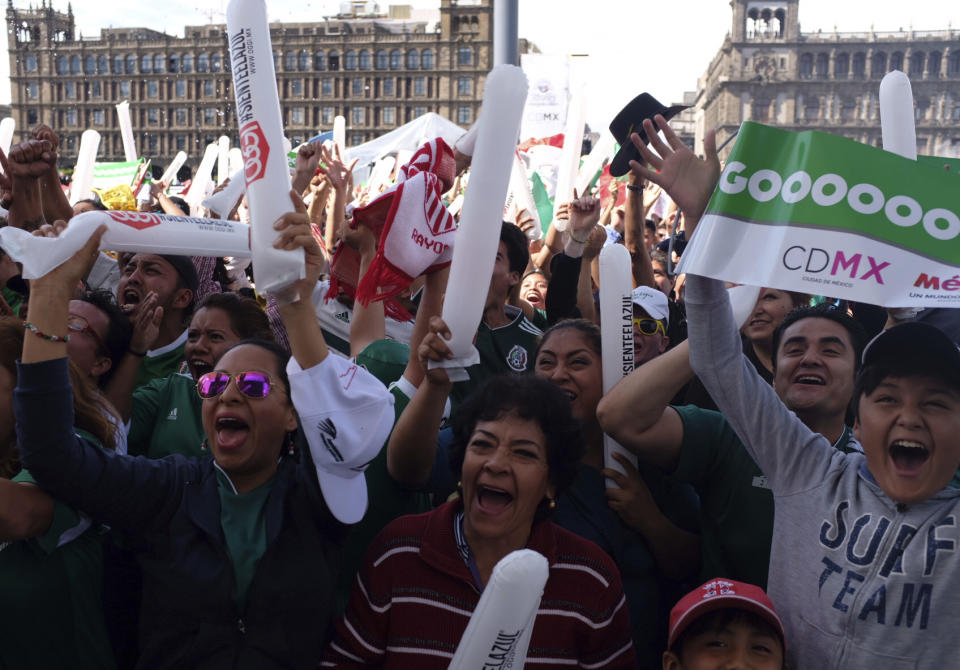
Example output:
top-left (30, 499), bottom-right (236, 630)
top-left (598, 304), bottom-right (865, 588)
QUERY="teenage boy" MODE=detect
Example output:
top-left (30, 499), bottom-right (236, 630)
top-left (630, 113), bottom-right (960, 669)
top-left (664, 578), bottom-right (786, 670)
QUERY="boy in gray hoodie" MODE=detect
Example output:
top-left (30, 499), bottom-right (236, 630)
top-left (629, 114), bottom-right (960, 669)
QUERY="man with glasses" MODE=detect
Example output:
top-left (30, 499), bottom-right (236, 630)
top-left (630, 285), bottom-right (670, 367)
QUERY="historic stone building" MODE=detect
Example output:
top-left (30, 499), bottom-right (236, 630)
top-left (5, 0), bottom-right (501, 166)
top-left (695, 0), bottom-right (960, 158)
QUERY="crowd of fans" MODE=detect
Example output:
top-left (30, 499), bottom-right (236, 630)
top-left (1, 107), bottom-right (959, 670)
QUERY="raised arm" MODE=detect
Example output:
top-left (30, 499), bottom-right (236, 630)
top-left (622, 173), bottom-right (654, 289)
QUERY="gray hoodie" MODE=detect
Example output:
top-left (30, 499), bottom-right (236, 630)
top-left (685, 273), bottom-right (960, 669)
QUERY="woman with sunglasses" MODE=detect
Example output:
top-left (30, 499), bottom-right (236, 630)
top-left (13, 193), bottom-right (395, 670)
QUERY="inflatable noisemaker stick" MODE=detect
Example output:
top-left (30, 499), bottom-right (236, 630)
top-left (0, 117), bottom-right (14, 157)
top-left (115, 101), bottom-right (138, 162)
top-left (599, 243), bottom-right (639, 484)
top-left (575, 131), bottom-right (616, 197)
top-left (159, 151), bottom-right (188, 187)
top-left (507, 152), bottom-right (542, 240)
top-left (69, 129), bottom-right (101, 205)
top-left (552, 85), bottom-right (586, 232)
top-left (0, 209), bottom-right (250, 280)
top-left (185, 142), bottom-right (219, 215)
top-left (228, 147), bottom-right (244, 175)
top-left (217, 135), bottom-right (231, 184)
top-left (447, 549), bottom-right (548, 670)
top-left (879, 71), bottom-right (917, 161)
top-left (202, 169), bottom-right (245, 218)
top-left (429, 65), bottom-right (528, 381)
top-left (227, 0), bottom-right (304, 300)
top-left (333, 115), bottom-right (346, 154)
top-left (365, 155), bottom-right (396, 196)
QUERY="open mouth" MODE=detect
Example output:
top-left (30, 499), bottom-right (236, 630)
top-left (121, 288), bottom-right (142, 307)
top-left (190, 359), bottom-right (214, 379)
top-left (215, 415), bottom-right (250, 450)
top-left (889, 439), bottom-right (930, 473)
top-left (794, 374), bottom-right (826, 386)
top-left (476, 484), bottom-right (514, 514)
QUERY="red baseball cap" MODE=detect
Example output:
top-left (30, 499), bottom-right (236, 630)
top-left (668, 578), bottom-right (785, 651)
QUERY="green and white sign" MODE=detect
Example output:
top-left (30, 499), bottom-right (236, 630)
top-left (677, 122), bottom-right (960, 307)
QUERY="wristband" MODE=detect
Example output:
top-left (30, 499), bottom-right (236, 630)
top-left (568, 230), bottom-right (591, 244)
top-left (626, 184), bottom-right (642, 192)
top-left (24, 321), bottom-right (70, 343)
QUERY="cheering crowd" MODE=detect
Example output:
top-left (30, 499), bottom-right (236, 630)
top-left (1, 99), bottom-right (960, 670)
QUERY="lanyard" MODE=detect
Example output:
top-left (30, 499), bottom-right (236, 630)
top-left (454, 511), bottom-right (484, 590)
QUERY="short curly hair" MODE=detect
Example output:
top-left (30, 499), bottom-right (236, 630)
top-left (449, 374), bottom-right (585, 520)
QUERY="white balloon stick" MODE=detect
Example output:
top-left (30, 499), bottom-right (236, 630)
top-left (507, 152), bottom-right (542, 241)
top-left (228, 147), bottom-right (244, 175)
top-left (202, 168), bottom-right (245, 218)
top-left (430, 65), bottom-right (529, 381)
top-left (599, 243), bottom-right (639, 484)
top-left (455, 116), bottom-right (481, 157)
top-left (115, 101), bottom-right (138, 162)
top-left (69, 129), bottom-right (101, 205)
top-left (879, 71), bottom-right (917, 161)
top-left (333, 115), bottom-right (346, 153)
top-left (575, 131), bottom-right (616, 197)
top-left (186, 142), bottom-right (220, 214)
top-left (0, 118), bottom-right (15, 157)
top-left (728, 285), bottom-right (762, 329)
top-left (227, 0), bottom-right (304, 299)
top-left (448, 550), bottom-right (548, 670)
top-left (0, 210), bottom-right (250, 280)
top-left (552, 85), bottom-right (586, 232)
top-left (366, 155), bottom-right (396, 196)
top-left (159, 151), bottom-right (188, 186)
top-left (217, 135), bottom-right (231, 184)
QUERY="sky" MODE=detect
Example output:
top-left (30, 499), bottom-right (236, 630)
top-left (5, 0), bottom-right (960, 131)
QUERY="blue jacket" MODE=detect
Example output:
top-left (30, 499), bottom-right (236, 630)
top-left (16, 358), bottom-right (345, 670)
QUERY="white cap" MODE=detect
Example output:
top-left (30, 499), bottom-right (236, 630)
top-left (631, 285), bottom-right (669, 325)
top-left (288, 355), bottom-right (395, 524)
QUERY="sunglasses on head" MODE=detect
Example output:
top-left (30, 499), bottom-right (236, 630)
top-left (196, 370), bottom-right (280, 400)
top-left (632, 317), bottom-right (666, 337)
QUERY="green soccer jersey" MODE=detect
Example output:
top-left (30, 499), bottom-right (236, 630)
top-left (0, 467), bottom-right (115, 669)
top-left (133, 329), bottom-right (189, 390)
top-left (128, 372), bottom-right (205, 459)
top-left (451, 304), bottom-right (542, 406)
top-left (672, 404), bottom-right (856, 589)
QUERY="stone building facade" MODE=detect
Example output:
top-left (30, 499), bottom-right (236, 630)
top-left (5, 0), bottom-right (501, 166)
top-left (695, 0), bottom-right (960, 158)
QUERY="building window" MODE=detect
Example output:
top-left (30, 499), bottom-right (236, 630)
top-left (352, 78), bottom-right (364, 96)
top-left (203, 80), bottom-right (214, 96)
top-left (929, 51), bottom-right (942, 77)
top-left (27, 109), bottom-right (38, 125)
top-left (66, 109), bottom-right (77, 126)
top-left (890, 51), bottom-right (904, 72)
top-left (141, 54), bottom-right (152, 73)
top-left (154, 54), bottom-right (164, 73)
top-left (196, 53), bottom-right (208, 73)
top-left (359, 50), bottom-right (371, 70)
top-left (283, 51), bottom-right (296, 71)
top-left (211, 53), bottom-right (222, 72)
top-left (65, 81), bottom-right (76, 99)
top-left (147, 108), bottom-right (159, 126)
top-left (350, 133), bottom-right (363, 147)
top-left (90, 81), bottom-right (102, 98)
top-left (457, 47), bottom-right (473, 66)
top-left (383, 107), bottom-right (395, 125)
top-left (329, 50), bottom-right (340, 71)
top-left (413, 106), bottom-right (427, 117)
top-left (125, 54), bottom-right (136, 74)
top-left (407, 49), bottom-right (420, 70)
top-left (916, 99), bottom-right (930, 121)
top-left (871, 52), bottom-right (886, 77)
top-left (291, 79), bottom-right (303, 96)
top-left (798, 53), bottom-right (813, 79)
top-left (322, 79), bottom-right (333, 96)
top-left (840, 99), bottom-right (856, 121)
top-left (273, 50), bottom-right (280, 71)
top-left (352, 107), bottom-right (365, 125)
top-left (148, 80), bottom-right (159, 98)
top-left (176, 108), bottom-right (187, 125)
top-left (204, 108), bottom-right (215, 125)
top-left (457, 106), bottom-right (471, 124)
top-left (390, 49), bottom-right (402, 70)
top-left (383, 78), bottom-right (394, 96)
top-left (909, 52), bottom-right (925, 77)
top-left (314, 51), bottom-right (326, 70)
top-left (949, 52), bottom-right (960, 75)
top-left (457, 77), bottom-right (472, 95)
top-left (25, 82), bottom-right (38, 99)
top-left (112, 55), bottom-right (123, 74)
top-left (751, 98), bottom-right (770, 121)
top-left (120, 80), bottom-right (131, 98)
top-left (65, 135), bottom-right (76, 151)
top-left (422, 49), bottom-right (434, 70)
top-left (148, 135), bottom-right (158, 153)
top-left (182, 53), bottom-right (193, 73)
top-left (322, 107), bottom-right (335, 125)
top-left (56, 56), bottom-right (68, 75)
top-left (93, 109), bottom-right (105, 125)
top-left (70, 55), bottom-right (81, 74)
top-left (344, 50), bottom-right (357, 70)
top-left (25, 53), bottom-right (37, 71)
top-left (298, 50), bottom-right (309, 71)
top-left (375, 50), bottom-right (388, 70)
top-left (176, 135), bottom-right (187, 151)
top-left (852, 53), bottom-right (865, 79)
top-left (414, 77), bottom-right (426, 96)
top-left (167, 54), bottom-right (179, 73)
top-left (98, 55), bottom-right (108, 74)
top-left (292, 107), bottom-right (305, 124)
top-left (175, 80), bottom-right (186, 98)
top-left (803, 99), bottom-right (820, 121)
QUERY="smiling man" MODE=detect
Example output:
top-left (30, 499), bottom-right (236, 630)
top-left (598, 303), bottom-right (865, 588)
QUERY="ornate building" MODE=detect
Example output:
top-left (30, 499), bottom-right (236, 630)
top-left (5, 0), bottom-right (502, 167)
top-left (695, 0), bottom-right (960, 158)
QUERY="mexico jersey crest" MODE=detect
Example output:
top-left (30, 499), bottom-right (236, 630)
top-left (506, 344), bottom-right (528, 372)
